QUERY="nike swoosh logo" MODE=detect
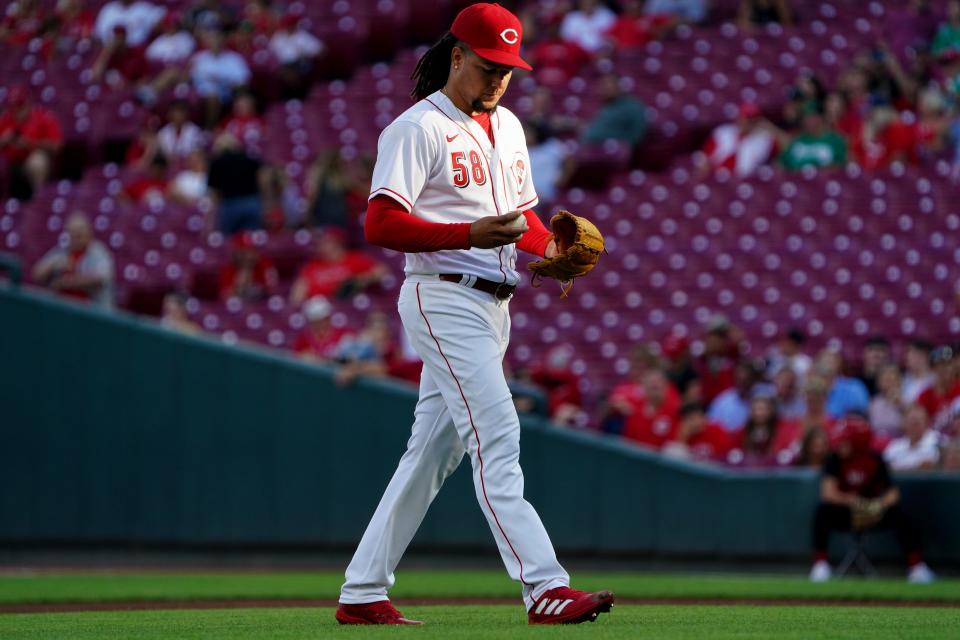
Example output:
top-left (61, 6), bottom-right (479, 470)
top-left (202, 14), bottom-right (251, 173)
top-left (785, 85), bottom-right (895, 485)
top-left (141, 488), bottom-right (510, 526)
top-left (446, 134), bottom-right (459, 142)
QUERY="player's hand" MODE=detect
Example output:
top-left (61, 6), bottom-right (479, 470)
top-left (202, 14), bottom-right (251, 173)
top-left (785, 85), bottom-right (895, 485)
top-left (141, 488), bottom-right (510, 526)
top-left (469, 211), bottom-right (525, 248)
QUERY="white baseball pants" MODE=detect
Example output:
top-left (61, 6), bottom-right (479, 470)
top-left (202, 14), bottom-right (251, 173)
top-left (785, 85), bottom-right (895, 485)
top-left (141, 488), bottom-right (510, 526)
top-left (339, 276), bottom-right (569, 609)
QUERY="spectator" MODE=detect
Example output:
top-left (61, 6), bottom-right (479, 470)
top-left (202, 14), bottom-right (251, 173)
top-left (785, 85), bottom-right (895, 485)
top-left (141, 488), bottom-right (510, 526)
top-left (767, 327), bottom-right (812, 383)
top-left (858, 335), bottom-right (892, 396)
top-left (219, 90), bottom-right (264, 152)
top-left (737, 0), bottom-right (794, 30)
top-left (602, 344), bottom-right (663, 436)
top-left (809, 415), bottom-right (934, 584)
top-left (190, 28), bottom-right (251, 127)
top-left (137, 12), bottom-right (196, 104)
top-left (695, 315), bottom-right (742, 406)
top-left (218, 231), bottom-right (277, 301)
top-left (31, 212), bottom-right (114, 308)
top-left (902, 339), bottom-right (935, 403)
top-left (269, 14), bottom-right (323, 100)
top-left (621, 368), bottom-right (681, 449)
top-left (91, 25), bottom-right (149, 89)
top-left (644, 0), bottom-right (707, 23)
top-left (52, 0), bottom-right (96, 52)
top-left (606, 1), bottom-right (674, 50)
top-left (773, 366), bottom-right (805, 420)
top-left (662, 402), bottom-right (736, 463)
top-left (917, 346), bottom-right (960, 426)
top-left (740, 393), bottom-right (797, 464)
top-left (529, 345), bottom-right (586, 427)
top-left (293, 295), bottom-right (350, 362)
top-left (331, 311), bottom-right (393, 387)
top-left (160, 292), bottom-right (201, 335)
top-left (206, 132), bottom-right (263, 233)
top-left (304, 150), bottom-right (363, 229)
top-left (289, 228), bottom-right (387, 305)
top-left (259, 164), bottom-right (298, 231)
top-left (799, 375), bottom-right (836, 437)
top-left (823, 91), bottom-right (860, 140)
top-left (661, 332), bottom-right (699, 401)
top-left (0, 0), bottom-right (42, 48)
top-left (0, 86), bottom-right (63, 200)
top-left (932, 0), bottom-right (960, 58)
top-left (526, 86), bottom-right (580, 141)
top-left (184, 0), bottom-right (235, 34)
top-left (779, 109), bottom-right (847, 170)
top-left (698, 102), bottom-right (777, 177)
top-left (125, 116), bottom-right (161, 171)
top-left (523, 122), bottom-right (574, 205)
top-left (851, 107), bottom-right (919, 170)
top-left (157, 100), bottom-right (205, 160)
top-left (529, 19), bottom-right (592, 87)
top-left (560, 0), bottom-right (616, 54)
top-left (815, 349), bottom-right (870, 419)
top-left (884, 405), bottom-right (940, 471)
top-left (168, 149), bottom-right (209, 205)
top-left (870, 364), bottom-right (907, 438)
top-left (122, 153), bottom-right (168, 205)
top-left (707, 360), bottom-right (766, 432)
top-left (782, 71), bottom-right (828, 132)
top-left (582, 75), bottom-right (647, 146)
top-left (94, 0), bottom-right (165, 47)
top-left (794, 427), bottom-right (831, 468)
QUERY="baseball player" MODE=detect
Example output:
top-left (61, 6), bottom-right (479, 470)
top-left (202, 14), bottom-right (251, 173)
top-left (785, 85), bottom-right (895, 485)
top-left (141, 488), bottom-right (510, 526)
top-left (335, 3), bottom-right (612, 626)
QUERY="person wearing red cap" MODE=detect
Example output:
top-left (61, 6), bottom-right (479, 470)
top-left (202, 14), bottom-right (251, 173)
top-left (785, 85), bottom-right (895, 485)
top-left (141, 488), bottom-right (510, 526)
top-left (338, 3), bottom-right (614, 627)
top-left (0, 86), bottom-right (63, 200)
top-left (289, 229), bottom-right (386, 305)
top-left (809, 414), bottom-right (934, 583)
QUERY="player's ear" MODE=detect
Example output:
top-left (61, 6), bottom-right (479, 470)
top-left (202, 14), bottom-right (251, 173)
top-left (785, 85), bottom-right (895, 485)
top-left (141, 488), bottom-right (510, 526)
top-left (451, 44), bottom-right (466, 74)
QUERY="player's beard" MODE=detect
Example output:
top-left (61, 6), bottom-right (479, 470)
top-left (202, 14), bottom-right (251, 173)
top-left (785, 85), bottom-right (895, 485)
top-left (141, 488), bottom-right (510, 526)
top-left (471, 96), bottom-right (498, 113)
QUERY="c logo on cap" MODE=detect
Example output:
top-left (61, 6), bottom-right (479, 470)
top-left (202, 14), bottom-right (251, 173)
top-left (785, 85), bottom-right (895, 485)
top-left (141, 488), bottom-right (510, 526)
top-left (499, 28), bottom-right (519, 45)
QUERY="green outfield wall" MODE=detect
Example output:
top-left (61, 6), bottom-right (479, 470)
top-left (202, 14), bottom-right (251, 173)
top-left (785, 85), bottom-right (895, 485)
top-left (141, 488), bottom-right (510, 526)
top-left (2, 288), bottom-right (959, 563)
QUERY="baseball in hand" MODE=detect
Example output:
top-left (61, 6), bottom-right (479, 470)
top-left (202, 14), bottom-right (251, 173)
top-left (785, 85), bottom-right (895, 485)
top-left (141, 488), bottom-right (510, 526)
top-left (505, 211), bottom-right (529, 233)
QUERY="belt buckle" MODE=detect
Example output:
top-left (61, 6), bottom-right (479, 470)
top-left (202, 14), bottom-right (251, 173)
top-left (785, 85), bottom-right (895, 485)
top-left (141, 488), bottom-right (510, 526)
top-left (494, 282), bottom-right (512, 300)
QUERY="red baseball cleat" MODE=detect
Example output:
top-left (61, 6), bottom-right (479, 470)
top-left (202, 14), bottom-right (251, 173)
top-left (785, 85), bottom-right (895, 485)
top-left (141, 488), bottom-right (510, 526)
top-left (335, 601), bottom-right (423, 625)
top-left (528, 586), bottom-right (615, 625)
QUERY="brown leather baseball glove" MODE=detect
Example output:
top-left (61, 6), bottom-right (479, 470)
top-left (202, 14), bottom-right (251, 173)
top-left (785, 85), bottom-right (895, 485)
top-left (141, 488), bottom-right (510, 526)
top-left (528, 210), bottom-right (605, 296)
top-left (850, 498), bottom-right (886, 530)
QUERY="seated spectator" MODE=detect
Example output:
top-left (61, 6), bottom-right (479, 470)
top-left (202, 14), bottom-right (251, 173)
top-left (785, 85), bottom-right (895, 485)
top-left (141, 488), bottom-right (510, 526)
top-left (884, 405), bottom-right (940, 471)
top-left (766, 327), bottom-right (812, 383)
top-left (157, 100), bottom-right (205, 161)
top-left (695, 315), bottom-right (742, 406)
top-left (184, 0), bottom-right (235, 34)
top-left (218, 232), bottom-right (277, 302)
top-left (206, 132), bottom-right (263, 233)
top-left (0, 0), bottom-right (42, 48)
top-left (870, 364), bottom-right (907, 439)
top-left (902, 339), bottom-right (935, 403)
top-left (851, 107), bottom-right (919, 169)
top-left (698, 103), bottom-right (777, 178)
top-left (815, 349), bottom-right (870, 419)
top-left (160, 291), bottom-right (201, 335)
top-left (737, 0), bottom-right (794, 30)
top-left (742, 393), bottom-right (800, 465)
top-left (331, 312), bottom-right (393, 387)
top-left (560, 0), bottom-right (616, 54)
top-left (94, 0), bottom-right (165, 48)
top-left (269, 15), bottom-right (323, 100)
top-left (661, 332), bottom-right (699, 402)
top-left (123, 153), bottom-right (168, 205)
top-left (293, 295), bottom-right (350, 362)
top-left (303, 150), bottom-right (367, 230)
top-left (799, 375), bottom-right (836, 437)
top-left (823, 92), bottom-right (861, 141)
top-left (606, 0), bottom-right (674, 50)
top-left (529, 345), bottom-right (586, 427)
top-left (662, 401), bottom-right (736, 463)
top-left (0, 86), bottom-right (63, 201)
top-left (51, 0), bottom-right (96, 52)
top-left (809, 415), bottom-right (934, 583)
top-left (530, 19), bottom-right (592, 87)
top-left (601, 344), bottom-right (662, 436)
top-left (168, 149), bottom-right (209, 204)
top-left (191, 28), bottom-right (251, 127)
top-left (781, 71), bottom-right (827, 132)
top-left (780, 109), bottom-right (847, 170)
top-left (643, 0), bottom-right (707, 23)
top-left (31, 212), bottom-right (114, 308)
top-left (289, 228), bottom-right (386, 305)
top-left (526, 86), bottom-right (580, 141)
top-left (917, 346), bottom-right (960, 427)
top-left (524, 123), bottom-right (574, 205)
top-left (793, 427), bottom-right (831, 468)
top-left (91, 25), bottom-right (149, 89)
top-left (773, 366), bottom-right (805, 421)
top-left (582, 75), bottom-right (648, 146)
top-left (914, 89), bottom-right (951, 159)
top-left (621, 368), bottom-right (681, 449)
top-left (125, 116), bottom-right (161, 171)
top-left (859, 335), bottom-right (892, 396)
top-left (708, 360), bottom-right (765, 432)
top-left (219, 90), bottom-right (264, 152)
top-left (932, 0), bottom-right (960, 58)
top-left (243, 0), bottom-right (280, 35)
top-left (259, 164), bottom-right (298, 231)
top-left (137, 12), bottom-right (196, 105)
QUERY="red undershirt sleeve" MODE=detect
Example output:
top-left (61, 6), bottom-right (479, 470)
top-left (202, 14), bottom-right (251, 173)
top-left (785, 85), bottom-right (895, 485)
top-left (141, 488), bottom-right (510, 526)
top-left (516, 209), bottom-right (553, 258)
top-left (365, 195), bottom-right (472, 252)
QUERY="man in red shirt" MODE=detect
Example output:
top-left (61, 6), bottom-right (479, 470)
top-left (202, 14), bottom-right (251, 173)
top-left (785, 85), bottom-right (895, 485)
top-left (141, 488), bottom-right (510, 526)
top-left (0, 86), bottom-right (63, 200)
top-left (621, 368), bottom-right (681, 449)
top-left (695, 315), bottom-right (742, 405)
top-left (918, 345), bottom-right (960, 427)
top-left (293, 295), bottom-right (351, 361)
top-left (219, 231), bottom-right (278, 301)
top-left (663, 402), bottom-right (736, 463)
top-left (289, 228), bottom-right (387, 304)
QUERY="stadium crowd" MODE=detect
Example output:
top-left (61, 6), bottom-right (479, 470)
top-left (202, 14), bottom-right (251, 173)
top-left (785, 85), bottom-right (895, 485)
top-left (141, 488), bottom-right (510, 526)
top-left (1, 0), bottom-right (958, 471)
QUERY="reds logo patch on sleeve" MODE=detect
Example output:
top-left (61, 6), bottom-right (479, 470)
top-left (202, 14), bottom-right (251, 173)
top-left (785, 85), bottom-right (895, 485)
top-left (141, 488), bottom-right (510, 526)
top-left (511, 153), bottom-right (526, 194)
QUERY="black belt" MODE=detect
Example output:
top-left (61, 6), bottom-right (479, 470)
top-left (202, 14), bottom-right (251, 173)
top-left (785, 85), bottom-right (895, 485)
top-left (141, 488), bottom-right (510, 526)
top-left (439, 274), bottom-right (516, 300)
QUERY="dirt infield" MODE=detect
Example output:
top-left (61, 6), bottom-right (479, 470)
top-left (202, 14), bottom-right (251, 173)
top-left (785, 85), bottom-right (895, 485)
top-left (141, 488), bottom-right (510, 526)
top-left (3, 596), bottom-right (959, 614)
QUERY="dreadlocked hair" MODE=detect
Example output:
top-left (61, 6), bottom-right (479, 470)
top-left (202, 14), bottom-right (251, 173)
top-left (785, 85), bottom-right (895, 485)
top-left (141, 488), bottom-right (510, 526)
top-left (411, 32), bottom-right (461, 101)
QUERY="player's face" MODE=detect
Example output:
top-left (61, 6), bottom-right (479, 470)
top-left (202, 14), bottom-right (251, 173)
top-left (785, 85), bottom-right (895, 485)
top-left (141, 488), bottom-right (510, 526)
top-left (451, 48), bottom-right (513, 114)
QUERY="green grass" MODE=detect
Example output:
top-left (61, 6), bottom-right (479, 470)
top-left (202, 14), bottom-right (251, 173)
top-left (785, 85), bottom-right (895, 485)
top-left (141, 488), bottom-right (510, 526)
top-left (1, 570), bottom-right (958, 604)
top-left (1, 605), bottom-right (958, 640)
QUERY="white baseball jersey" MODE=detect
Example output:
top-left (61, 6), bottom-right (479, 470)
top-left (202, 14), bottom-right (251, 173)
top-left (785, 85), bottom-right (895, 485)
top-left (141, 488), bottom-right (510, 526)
top-left (369, 90), bottom-right (538, 285)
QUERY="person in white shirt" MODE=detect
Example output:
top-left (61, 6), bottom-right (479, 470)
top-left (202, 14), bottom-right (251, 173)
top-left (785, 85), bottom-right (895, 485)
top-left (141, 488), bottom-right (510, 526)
top-left (190, 29), bottom-right (251, 126)
top-left (168, 149), bottom-right (209, 204)
top-left (269, 15), bottom-right (324, 100)
top-left (902, 339), bottom-right (936, 404)
top-left (157, 100), bottom-right (205, 160)
top-left (884, 405), bottom-right (941, 471)
top-left (135, 13), bottom-right (196, 105)
top-left (560, 0), bottom-right (617, 53)
top-left (94, 0), bottom-right (165, 47)
top-left (698, 103), bottom-right (778, 177)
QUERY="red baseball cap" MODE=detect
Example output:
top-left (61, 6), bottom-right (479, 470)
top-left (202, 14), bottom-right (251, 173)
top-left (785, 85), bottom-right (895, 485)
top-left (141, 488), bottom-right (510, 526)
top-left (451, 3), bottom-right (532, 71)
